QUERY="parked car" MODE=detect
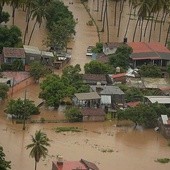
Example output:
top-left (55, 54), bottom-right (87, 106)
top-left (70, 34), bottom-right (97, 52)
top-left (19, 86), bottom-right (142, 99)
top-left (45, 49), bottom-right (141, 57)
top-left (86, 46), bottom-right (94, 56)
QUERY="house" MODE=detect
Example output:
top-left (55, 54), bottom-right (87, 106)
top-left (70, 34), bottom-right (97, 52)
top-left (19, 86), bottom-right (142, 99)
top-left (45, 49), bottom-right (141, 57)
top-left (3, 47), bottom-right (26, 64)
top-left (52, 157), bottom-right (99, 170)
top-left (90, 85), bottom-right (125, 108)
top-left (23, 45), bottom-right (54, 65)
top-left (128, 42), bottom-right (170, 67)
top-left (158, 115), bottom-right (170, 139)
top-left (81, 108), bottom-right (105, 122)
top-left (74, 92), bottom-right (101, 107)
top-left (111, 73), bottom-right (126, 83)
top-left (82, 74), bottom-right (109, 85)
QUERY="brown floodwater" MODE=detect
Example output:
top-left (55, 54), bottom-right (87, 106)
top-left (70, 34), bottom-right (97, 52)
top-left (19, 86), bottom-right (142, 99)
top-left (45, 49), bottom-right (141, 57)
top-left (1, 1), bottom-right (170, 170)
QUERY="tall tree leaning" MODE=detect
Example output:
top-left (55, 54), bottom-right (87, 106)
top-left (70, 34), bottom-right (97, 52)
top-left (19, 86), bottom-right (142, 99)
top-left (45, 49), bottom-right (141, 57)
top-left (28, 0), bottom-right (50, 45)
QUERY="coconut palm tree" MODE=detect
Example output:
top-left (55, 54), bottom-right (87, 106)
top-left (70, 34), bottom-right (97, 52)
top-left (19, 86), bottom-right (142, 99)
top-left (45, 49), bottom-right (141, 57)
top-left (133, 0), bottom-right (151, 42)
top-left (26, 130), bottom-right (50, 170)
top-left (124, 0), bottom-right (137, 38)
top-left (28, 0), bottom-right (50, 45)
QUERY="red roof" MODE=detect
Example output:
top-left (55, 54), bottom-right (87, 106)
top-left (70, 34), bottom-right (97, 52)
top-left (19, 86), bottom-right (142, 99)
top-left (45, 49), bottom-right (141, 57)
top-left (128, 42), bottom-right (170, 53)
top-left (127, 101), bottom-right (140, 107)
top-left (112, 73), bottom-right (126, 78)
top-left (53, 161), bottom-right (86, 170)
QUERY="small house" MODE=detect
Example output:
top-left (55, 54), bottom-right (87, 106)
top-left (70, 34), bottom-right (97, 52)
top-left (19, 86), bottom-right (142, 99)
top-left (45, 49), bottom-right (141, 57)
top-left (3, 47), bottom-right (26, 64)
top-left (81, 108), bottom-right (105, 122)
top-left (158, 115), bottom-right (170, 139)
top-left (74, 92), bottom-right (101, 107)
top-left (90, 85), bottom-right (125, 108)
top-left (82, 74), bottom-right (108, 85)
top-left (128, 42), bottom-right (170, 67)
top-left (23, 45), bottom-right (54, 65)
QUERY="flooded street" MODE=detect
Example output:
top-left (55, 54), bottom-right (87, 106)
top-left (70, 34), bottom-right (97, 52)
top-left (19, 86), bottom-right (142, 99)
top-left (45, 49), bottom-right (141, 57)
top-left (1, 0), bottom-right (170, 170)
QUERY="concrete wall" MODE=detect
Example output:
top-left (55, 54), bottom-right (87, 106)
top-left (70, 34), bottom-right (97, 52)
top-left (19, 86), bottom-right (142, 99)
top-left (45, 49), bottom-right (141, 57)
top-left (8, 76), bottom-right (34, 96)
top-left (83, 115), bottom-right (105, 122)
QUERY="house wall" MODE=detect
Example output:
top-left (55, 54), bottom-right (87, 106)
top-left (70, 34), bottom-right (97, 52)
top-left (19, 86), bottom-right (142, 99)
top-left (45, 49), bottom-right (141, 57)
top-left (4, 58), bottom-right (25, 65)
top-left (83, 115), bottom-right (105, 122)
top-left (158, 118), bottom-right (170, 139)
top-left (8, 76), bottom-right (34, 96)
top-left (25, 53), bottom-right (41, 64)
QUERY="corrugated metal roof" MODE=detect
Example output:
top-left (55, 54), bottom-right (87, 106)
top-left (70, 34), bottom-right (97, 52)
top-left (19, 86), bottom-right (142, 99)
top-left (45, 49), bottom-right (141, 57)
top-left (101, 95), bottom-right (111, 104)
top-left (90, 85), bottom-right (124, 95)
top-left (75, 92), bottom-right (100, 100)
top-left (23, 45), bottom-right (41, 55)
top-left (145, 96), bottom-right (170, 104)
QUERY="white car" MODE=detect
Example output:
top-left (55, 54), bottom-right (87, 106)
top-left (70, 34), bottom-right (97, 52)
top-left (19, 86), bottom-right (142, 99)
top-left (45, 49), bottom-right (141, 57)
top-left (86, 46), bottom-right (94, 56)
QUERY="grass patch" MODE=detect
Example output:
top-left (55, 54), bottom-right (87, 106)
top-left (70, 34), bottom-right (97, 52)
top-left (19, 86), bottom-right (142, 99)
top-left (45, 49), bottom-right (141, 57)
top-left (100, 148), bottom-right (114, 153)
top-left (155, 158), bottom-right (170, 164)
top-left (54, 127), bottom-right (82, 133)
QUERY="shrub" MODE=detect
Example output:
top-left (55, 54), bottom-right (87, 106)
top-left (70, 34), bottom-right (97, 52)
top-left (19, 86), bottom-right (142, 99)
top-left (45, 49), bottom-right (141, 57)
top-left (64, 107), bottom-right (83, 122)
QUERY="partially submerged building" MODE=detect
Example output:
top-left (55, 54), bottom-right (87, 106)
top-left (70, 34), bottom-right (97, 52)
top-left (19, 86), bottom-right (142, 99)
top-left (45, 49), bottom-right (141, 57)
top-left (158, 115), bottom-right (170, 139)
top-left (52, 156), bottom-right (99, 170)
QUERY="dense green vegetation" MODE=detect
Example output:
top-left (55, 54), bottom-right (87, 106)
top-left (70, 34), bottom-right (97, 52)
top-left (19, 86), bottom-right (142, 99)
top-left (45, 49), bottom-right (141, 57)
top-left (29, 61), bottom-right (51, 82)
top-left (84, 60), bottom-right (115, 74)
top-left (117, 103), bottom-right (170, 128)
top-left (64, 107), bottom-right (83, 122)
top-left (0, 26), bottom-right (22, 53)
top-left (5, 98), bottom-right (39, 119)
top-left (139, 64), bottom-right (162, 77)
top-left (0, 146), bottom-right (11, 170)
top-left (0, 83), bottom-right (9, 100)
top-left (39, 65), bottom-right (89, 108)
top-left (109, 45), bottom-right (133, 70)
top-left (1, 60), bottom-right (24, 71)
top-left (45, 0), bottom-right (76, 50)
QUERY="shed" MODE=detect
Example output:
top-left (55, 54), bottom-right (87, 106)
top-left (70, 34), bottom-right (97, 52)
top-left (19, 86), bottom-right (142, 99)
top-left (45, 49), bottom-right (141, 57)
top-left (82, 74), bottom-right (107, 85)
top-left (74, 92), bottom-right (100, 108)
top-left (3, 47), bottom-right (26, 64)
top-left (144, 96), bottom-right (170, 104)
top-left (81, 108), bottom-right (105, 122)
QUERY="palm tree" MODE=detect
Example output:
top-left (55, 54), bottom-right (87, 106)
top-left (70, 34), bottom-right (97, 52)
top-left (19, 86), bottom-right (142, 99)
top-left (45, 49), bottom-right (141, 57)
top-left (26, 130), bottom-right (50, 170)
top-left (133, 0), bottom-right (151, 42)
top-left (28, 0), bottom-right (50, 45)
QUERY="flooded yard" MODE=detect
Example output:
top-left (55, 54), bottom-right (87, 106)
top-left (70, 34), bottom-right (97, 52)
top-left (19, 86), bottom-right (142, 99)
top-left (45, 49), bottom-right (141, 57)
top-left (1, 0), bottom-right (170, 170)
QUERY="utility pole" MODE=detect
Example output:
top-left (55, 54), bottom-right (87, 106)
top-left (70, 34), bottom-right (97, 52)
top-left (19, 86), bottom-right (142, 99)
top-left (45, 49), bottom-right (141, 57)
top-left (23, 89), bottom-right (27, 130)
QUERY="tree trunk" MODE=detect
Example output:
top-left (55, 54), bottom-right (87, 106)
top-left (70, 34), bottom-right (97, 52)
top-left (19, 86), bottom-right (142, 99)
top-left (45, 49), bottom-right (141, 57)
top-left (133, 17), bottom-right (139, 42)
top-left (143, 15), bottom-right (150, 37)
top-left (101, 1), bottom-right (106, 32)
top-left (96, 0), bottom-right (99, 12)
top-left (148, 13), bottom-right (154, 42)
top-left (124, 5), bottom-right (133, 37)
top-left (163, 12), bottom-right (168, 25)
top-left (99, 0), bottom-right (104, 21)
top-left (105, 0), bottom-right (109, 43)
top-left (12, 6), bottom-right (15, 25)
top-left (117, 0), bottom-right (125, 37)
top-left (24, 15), bottom-right (31, 44)
top-left (28, 21), bottom-right (37, 45)
top-left (35, 161), bottom-right (37, 170)
top-left (140, 19), bottom-right (144, 42)
top-left (114, 0), bottom-right (118, 26)
top-left (158, 12), bottom-right (165, 42)
top-left (165, 23), bottom-right (170, 46)
top-left (154, 11), bottom-right (159, 31)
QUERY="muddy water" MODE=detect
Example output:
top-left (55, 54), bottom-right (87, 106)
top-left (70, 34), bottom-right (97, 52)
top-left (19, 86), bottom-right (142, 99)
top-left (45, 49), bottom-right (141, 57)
top-left (1, 1), bottom-right (170, 170)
